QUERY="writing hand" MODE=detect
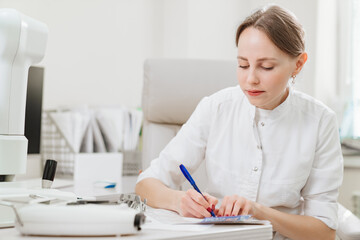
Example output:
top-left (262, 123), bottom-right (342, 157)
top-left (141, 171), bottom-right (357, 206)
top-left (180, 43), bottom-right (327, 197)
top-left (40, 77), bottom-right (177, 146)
top-left (178, 189), bottom-right (218, 218)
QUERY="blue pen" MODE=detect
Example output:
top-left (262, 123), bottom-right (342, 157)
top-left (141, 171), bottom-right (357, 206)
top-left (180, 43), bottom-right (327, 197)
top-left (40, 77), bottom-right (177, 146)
top-left (179, 164), bottom-right (216, 217)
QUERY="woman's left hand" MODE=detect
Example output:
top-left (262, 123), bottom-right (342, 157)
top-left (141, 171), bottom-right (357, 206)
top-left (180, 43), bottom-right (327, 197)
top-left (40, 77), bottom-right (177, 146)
top-left (217, 194), bottom-right (255, 217)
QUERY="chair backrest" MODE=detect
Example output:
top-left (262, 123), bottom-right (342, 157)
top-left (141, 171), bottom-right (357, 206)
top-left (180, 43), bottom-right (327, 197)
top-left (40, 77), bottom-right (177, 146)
top-left (141, 58), bottom-right (237, 189)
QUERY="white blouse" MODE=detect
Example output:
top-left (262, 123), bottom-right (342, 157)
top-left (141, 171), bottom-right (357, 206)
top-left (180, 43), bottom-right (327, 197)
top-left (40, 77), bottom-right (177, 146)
top-left (137, 85), bottom-right (343, 236)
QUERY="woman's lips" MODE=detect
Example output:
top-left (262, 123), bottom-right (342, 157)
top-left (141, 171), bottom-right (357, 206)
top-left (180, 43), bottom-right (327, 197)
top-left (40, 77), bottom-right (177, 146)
top-left (247, 90), bottom-right (265, 96)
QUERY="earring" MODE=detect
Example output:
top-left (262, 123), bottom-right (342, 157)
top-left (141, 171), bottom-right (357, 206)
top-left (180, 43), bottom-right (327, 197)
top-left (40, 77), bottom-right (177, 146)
top-left (291, 75), bottom-right (296, 84)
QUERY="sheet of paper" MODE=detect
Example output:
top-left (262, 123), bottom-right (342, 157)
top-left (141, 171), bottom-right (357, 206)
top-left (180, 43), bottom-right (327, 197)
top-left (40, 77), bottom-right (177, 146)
top-left (145, 207), bottom-right (201, 224)
top-left (143, 207), bottom-right (270, 231)
top-left (143, 207), bottom-right (211, 231)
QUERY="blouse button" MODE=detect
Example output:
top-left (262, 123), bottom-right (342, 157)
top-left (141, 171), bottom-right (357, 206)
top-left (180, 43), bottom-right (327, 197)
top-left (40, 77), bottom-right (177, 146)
top-left (253, 167), bottom-right (258, 172)
top-left (257, 145), bottom-right (262, 150)
top-left (260, 122), bottom-right (265, 126)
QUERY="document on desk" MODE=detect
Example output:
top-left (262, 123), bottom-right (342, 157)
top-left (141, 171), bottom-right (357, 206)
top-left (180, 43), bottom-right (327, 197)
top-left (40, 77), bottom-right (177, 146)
top-left (143, 207), bottom-right (211, 231)
top-left (143, 207), bottom-right (270, 232)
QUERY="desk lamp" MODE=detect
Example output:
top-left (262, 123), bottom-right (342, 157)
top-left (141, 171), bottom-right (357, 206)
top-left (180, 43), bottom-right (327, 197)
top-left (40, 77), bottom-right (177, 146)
top-left (0, 8), bottom-right (48, 182)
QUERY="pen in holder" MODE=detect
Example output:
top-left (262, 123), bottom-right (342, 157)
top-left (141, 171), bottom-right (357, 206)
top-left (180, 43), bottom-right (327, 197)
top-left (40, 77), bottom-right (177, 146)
top-left (42, 159), bottom-right (57, 189)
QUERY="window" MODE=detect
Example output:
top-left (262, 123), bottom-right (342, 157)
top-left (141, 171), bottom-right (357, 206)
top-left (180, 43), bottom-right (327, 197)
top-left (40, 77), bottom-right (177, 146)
top-left (351, 0), bottom-right (360, 138)
top-left (339, 0), bottom-right (360, 140)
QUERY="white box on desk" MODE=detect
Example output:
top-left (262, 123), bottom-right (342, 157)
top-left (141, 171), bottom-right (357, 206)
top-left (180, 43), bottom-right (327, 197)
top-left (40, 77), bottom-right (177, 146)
top-left (73, 153), bottom-right (123, 197)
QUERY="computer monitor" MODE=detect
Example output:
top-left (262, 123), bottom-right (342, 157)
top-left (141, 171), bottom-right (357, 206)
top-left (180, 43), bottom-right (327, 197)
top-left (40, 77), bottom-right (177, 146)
top-left (24, 66), bottom-right (44, 154)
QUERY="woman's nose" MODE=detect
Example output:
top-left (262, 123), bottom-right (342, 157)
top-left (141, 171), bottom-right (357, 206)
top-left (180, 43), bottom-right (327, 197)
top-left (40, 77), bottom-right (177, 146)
top-left (246, 69), bottom-right (260, 85)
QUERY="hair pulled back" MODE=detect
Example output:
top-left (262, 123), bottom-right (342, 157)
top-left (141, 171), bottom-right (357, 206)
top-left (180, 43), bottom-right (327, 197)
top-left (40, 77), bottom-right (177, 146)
top-left (236, 5), bottom-right (305, 58)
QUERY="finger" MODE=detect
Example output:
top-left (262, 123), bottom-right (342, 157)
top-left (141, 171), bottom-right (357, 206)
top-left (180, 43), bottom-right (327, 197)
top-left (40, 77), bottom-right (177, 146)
top-left (224, 198), bottom-right (235, 217)
top-left (186, 189), bottom-right (211, 217)
top-left (203, 193), bottom-right (218, 211)
top-left (184, 193), bottom-right (211, 218)
top-left (180, 193), bottom-right (202, 218)
top-left (188, 202), bottom-right (212, 218)
top-left (217, 197), bottom-right (228, 217)
top-left (187, 189), bottom-right (211, 209)
top-left (181, 196), bottom-right (202, 218)
top-left (240, 201), bottom-right (252, 216)
top-left (231, 199), bottom-right (243, 216)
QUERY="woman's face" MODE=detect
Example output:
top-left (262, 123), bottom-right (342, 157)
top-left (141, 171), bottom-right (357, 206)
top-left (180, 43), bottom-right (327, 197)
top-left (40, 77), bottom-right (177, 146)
top-left (237, 27), bottom-right (301, 110)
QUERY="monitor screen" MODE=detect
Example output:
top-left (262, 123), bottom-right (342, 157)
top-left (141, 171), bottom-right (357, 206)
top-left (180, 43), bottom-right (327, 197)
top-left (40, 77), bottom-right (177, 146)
top-left (24, 66), bottom-right (44, 154)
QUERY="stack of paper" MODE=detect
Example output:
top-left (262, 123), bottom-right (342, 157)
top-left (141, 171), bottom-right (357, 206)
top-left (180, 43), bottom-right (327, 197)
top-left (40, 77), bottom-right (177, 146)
top-left (123, 109), bottom-right (143, 151)
top-left (95, 107), bottom-right (126, 152)
top-left (143, 207), bottom-right (211, 231)
top-left (50, 110), bottom-right (90, 153)
top-left (47, 106), bottom-right (143, 154)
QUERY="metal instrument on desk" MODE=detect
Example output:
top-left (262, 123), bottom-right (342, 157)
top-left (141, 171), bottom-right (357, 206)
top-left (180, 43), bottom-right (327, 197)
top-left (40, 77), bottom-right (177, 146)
top-left (69, 193), bottom-right (147, 212)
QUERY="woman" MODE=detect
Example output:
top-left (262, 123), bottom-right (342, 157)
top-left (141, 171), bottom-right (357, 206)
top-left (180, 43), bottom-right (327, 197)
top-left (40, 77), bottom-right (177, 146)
top-left (136, 5), bottom-right (343, 240)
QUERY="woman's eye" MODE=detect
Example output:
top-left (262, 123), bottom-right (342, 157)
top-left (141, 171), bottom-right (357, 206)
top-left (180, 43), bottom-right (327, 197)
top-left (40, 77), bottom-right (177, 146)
top-left (262, 66), bottom-right (274, 70)
top-left (239, 65), bottom-right (249, 69)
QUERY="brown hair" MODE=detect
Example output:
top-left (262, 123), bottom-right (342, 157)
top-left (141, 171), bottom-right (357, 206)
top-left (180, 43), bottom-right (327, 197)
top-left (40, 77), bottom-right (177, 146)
top-left (235, 5), bottom-right (305, 58)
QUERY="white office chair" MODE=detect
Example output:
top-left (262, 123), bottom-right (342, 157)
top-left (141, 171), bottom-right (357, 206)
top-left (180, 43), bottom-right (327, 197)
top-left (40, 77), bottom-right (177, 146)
top-left (141, 58), bottom-right (237, 189)
top-left (141, 58), bottom-right (360, 239)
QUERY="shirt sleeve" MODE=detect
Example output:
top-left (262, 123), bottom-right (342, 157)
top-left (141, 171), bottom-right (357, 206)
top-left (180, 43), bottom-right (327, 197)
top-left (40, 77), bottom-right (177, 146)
top-left (137, 96), bottom-right (213, 189)
top-left (301, 111), bottom-right (344, 230)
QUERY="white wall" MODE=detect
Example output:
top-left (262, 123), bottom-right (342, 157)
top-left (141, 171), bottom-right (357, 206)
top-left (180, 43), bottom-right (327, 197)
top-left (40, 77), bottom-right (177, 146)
top-left (0, 0), bottom-right (161, 109)
top-left (0, 0), bottom-right (326, 110)
top-left (160, 0), bottom-right (318, 96)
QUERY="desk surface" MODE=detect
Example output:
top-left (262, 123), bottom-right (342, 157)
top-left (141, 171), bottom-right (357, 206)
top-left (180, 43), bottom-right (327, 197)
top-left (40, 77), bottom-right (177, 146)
top-left (0, 224), bottom-right (273, 240)
top-left (0, 177), bottom-right (273, 239)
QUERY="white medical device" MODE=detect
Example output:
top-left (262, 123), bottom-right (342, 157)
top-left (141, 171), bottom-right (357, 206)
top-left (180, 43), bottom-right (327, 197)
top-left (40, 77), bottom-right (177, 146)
top-left (0, 8), bottom-right (48, 182)
top-left (15, 204), bottom-right (145, 236)
top-left (1, 192), bottom-right (146, 236)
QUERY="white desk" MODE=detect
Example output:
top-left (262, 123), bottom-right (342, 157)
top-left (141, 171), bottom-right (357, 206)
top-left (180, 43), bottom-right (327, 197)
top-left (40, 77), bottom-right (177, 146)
top-left (0, 176), bottom-right (272, 240)
top-left (0, 177), bottom-right (273, 239)
top-left (0, 224), bottom-right (273, 240)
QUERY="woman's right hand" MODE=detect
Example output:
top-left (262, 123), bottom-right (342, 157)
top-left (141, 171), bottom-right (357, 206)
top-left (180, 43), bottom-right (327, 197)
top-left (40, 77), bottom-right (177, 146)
top-left (177, 189), bottom-right (218, 218)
